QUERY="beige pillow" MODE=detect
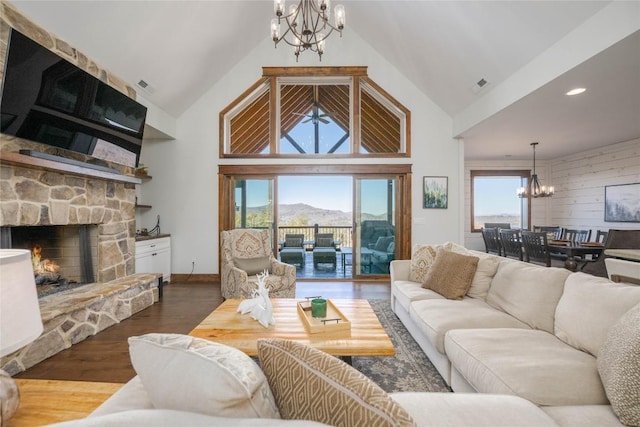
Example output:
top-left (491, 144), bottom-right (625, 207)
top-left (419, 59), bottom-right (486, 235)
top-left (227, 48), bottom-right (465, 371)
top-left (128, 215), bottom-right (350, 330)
top-left (449, 243), bottom-right (501, 300)
top-left (257, 338), bottom-right (415, 427)
top-left (128, 334), bottom-right (280, 419)
top-left (408, 242), bottom-right (452, 283)
top-left (597, 303), bottom-right (640, 426)
top-left (423, 247), bottom-right (479, 300)
top-left (234, 256), bottom-right (271, 275)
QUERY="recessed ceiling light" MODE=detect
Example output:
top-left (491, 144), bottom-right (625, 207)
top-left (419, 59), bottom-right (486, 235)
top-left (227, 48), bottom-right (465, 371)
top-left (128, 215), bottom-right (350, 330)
top-left (566, 88), bottom-right (586, 96)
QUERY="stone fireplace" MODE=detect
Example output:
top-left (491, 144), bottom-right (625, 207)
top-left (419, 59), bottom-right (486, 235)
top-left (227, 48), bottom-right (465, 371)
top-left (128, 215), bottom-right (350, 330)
top-left (0, 1), bottom-right (159, 375)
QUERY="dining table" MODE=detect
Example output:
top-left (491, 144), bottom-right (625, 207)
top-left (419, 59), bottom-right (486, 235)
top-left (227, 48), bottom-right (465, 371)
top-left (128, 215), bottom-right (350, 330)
top-left (547, 241), bottom-right (605, 271)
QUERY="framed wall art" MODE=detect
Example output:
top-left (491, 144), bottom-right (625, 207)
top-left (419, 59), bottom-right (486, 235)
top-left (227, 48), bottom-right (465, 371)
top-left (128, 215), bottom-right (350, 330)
top-left (423, 176), bottom-right (448, 209)
top-left (605, 183), bottom-right (640, 222)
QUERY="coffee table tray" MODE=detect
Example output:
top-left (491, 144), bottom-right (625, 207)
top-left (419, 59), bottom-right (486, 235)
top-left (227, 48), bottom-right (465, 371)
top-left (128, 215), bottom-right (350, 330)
top-left (297, 299), bottom-right (351, 334)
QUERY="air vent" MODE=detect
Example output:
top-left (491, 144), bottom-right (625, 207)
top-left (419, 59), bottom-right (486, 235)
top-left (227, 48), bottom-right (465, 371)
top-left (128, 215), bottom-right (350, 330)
top-left (137, 79), bottom-right (155, 94)
top-left (471, 78), bottom-right (490, 94)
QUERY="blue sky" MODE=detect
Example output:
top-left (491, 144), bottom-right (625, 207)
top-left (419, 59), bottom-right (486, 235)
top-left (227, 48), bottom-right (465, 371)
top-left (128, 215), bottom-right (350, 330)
top-left (245, 176), bottom-right (392, 215)
top-left (474, 177), bottom-right (521, 215)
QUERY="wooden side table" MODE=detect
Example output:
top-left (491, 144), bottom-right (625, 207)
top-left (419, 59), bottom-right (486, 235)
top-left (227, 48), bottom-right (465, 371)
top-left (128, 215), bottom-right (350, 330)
top-left (7, 379), bottom-right (123, 427)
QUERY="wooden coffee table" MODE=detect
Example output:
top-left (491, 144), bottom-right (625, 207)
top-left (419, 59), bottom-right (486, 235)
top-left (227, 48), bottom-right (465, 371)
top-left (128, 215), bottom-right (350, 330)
top-left (189, 298), bottom-right (395, 360)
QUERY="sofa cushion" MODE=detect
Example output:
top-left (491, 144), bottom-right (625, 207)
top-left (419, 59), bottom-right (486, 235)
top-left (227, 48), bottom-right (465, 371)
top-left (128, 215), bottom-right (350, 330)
top-left (391, 280), bottom-right (445, 313)
top-left (445, 328), bottom-right (608, 406)
top-left (449, 244), bottom-right (502, 300)
top-left (542, 405), bottom-right (626, 427)
top-left (234, 256), bottom-right (271, 275)
top-left (597, 302), bottom-right (640, 426)
top-left (409, 298), bottom-right (530, 354)
top-left (423, 247), bottom-right (478, 299)
top-left (50, 410), bottom-right (331, 427)
top-left (128, 334), bottom-right (280, 419)
top-left (390, 392), bottom-right (557, 427)
top-left (555, 272), bottom-right (640, 357)
top-left (409, 242), bottom-right (452, 283)
top-left (487, 261), bottom-right (571, 333)
top-left (257, 338), bottom-right (415, 427)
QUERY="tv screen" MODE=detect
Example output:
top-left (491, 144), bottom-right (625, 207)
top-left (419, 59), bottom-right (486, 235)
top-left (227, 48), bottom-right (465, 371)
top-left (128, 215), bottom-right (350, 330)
top-left (1, 29), bottom-right (147, 168)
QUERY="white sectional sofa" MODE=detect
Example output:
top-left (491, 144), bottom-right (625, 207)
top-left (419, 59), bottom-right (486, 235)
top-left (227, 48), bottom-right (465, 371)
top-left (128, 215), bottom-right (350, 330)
top-left (390, 243), bottom-right (640, 427)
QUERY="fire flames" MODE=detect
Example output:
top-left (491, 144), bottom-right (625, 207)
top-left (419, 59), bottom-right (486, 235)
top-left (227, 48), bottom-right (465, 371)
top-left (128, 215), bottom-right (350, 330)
top-left (31, 244), bottom-right (60, 274)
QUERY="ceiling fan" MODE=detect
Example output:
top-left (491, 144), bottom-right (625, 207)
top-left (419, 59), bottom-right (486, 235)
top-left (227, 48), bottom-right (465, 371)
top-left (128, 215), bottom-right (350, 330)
top-left (293, 104), bottom-right (330, 125)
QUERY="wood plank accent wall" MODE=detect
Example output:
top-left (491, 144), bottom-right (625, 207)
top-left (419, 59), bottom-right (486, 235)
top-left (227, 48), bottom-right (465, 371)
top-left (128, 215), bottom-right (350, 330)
top-left (549, 138), bottom-right (640, 231)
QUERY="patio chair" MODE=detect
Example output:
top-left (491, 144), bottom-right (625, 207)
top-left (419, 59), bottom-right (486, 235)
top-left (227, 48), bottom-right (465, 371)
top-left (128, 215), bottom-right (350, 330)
top-left (521, 231), bottom-right (551, 267)
top-left (279, 233), bottom-right (306, 269)
top-left (369, 235), bottom-right (395, 274)
top-left (313, 233), bottom-right (337, 270)
top-left (499, 229), bottom-right (523, 261)
top-left (220, 228), bottom-right (296, 299)
top-left (481, 227), bottom-right (503, 256)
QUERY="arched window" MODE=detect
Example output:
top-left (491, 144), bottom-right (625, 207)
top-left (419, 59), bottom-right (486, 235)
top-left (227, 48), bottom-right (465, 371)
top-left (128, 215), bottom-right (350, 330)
top-left (220, 67), bottom-right (410, 158)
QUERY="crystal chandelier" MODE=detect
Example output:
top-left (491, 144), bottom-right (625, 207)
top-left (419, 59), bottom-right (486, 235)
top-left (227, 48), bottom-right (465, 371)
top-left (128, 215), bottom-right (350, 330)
top-left (271, 0), bottom-right (345, 61)
top-left (517, 142), bottom-right (555, 198)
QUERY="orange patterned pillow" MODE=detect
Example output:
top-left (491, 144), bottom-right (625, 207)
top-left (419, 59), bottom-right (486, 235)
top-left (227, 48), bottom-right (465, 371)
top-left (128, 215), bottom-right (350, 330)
top-left (258, 338), bottom-right (415, 427)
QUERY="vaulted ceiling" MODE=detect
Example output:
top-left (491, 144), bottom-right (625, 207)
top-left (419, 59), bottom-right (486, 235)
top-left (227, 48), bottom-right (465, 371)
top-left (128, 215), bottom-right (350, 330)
top-left (9, 1), bottom-right (640, 160)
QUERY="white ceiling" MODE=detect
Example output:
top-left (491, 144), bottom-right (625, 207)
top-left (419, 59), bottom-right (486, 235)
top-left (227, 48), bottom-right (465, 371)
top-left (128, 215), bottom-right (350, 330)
top-left (9, 1), bottom-right (640, 160)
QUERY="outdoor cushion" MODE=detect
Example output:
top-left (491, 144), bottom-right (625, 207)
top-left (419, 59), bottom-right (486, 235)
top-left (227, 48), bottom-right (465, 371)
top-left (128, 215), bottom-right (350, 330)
top-left (410, 298), bottom-right (529, 354)
top-left (445, 328), bottom-right (608, 406)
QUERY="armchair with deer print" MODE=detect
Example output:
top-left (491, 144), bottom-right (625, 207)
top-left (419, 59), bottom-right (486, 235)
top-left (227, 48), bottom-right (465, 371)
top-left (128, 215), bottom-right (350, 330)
top-left (220, 229), bottom-right (296, 299)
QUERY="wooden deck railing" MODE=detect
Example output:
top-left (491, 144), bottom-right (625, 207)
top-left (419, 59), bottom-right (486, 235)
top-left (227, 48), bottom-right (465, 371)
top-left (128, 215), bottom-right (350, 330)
top-left (278, 225), bottom-right (353, 248)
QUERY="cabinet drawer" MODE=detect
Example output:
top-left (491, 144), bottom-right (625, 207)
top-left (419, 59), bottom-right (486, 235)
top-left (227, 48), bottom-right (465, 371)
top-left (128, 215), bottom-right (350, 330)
top-left (136, 237), bottom-right (170, 256)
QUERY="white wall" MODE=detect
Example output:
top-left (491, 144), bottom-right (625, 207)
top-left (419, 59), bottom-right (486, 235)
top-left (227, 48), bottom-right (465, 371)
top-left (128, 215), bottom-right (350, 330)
top-left (549, 138), bottom-right (640, 233)
top-left (139, 31), bottom-right (461, 274)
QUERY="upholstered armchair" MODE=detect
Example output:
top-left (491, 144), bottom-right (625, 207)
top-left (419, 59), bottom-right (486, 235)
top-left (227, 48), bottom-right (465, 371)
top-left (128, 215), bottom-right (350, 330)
top-left (220, 229), bottom-right (296, 299)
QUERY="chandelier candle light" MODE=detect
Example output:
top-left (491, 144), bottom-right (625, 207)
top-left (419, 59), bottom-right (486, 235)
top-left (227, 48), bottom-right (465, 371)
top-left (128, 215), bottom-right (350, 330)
top-left (517, 142), bottom-right (555, 198)
top-left (271, 0), bottom-right (345, 61)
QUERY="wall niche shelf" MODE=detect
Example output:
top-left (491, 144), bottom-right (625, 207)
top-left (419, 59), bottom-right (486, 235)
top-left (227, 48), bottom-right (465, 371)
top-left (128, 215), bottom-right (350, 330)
top-left (135, 174), bottom-right (152, 209)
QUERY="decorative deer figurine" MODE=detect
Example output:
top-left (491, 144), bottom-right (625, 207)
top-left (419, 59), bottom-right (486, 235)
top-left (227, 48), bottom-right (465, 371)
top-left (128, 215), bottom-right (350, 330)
top-left (237, 270), bottom-right (275, 328)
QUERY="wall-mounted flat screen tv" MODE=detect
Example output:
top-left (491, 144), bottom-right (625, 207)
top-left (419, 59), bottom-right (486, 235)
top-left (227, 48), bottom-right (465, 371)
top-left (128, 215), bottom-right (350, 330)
top-left (1, 29), bottom-right (147, 168)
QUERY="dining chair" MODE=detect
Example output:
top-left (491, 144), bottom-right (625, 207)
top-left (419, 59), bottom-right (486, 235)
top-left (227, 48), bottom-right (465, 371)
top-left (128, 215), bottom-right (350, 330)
top-left (483, 222), bottom-right (511, 230)
top-left (481, 227), bottom-right (503, 256)
top-left (533, 226), bottom-right (563, 240)
top-left (595, 230), bottom-right (609, 244)
top-left (563, 229), bottom-right (591, 243)
top-left (499, 229), bottom-right (523, 261)
top-left (582, 229), bottom-right (640, 278)
top-left (521, 231), bottom-right (552, 267)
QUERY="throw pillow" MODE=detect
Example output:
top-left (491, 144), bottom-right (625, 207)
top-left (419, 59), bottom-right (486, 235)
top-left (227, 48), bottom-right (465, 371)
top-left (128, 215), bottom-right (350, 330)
top-left (128, 334), bottom-right (280, 419)
top-left (450, 243), bottom-right (501, 300)
top-left (408, 242), bottom-right (452, 283)
top-left (423, 247), bottom-right (479, 299)
top-left (257, 338), bottom-right (415, 427)
top-left (234, 256), bottom-right (271, 275)
top-left (597, 303), bottom-right (640, 426)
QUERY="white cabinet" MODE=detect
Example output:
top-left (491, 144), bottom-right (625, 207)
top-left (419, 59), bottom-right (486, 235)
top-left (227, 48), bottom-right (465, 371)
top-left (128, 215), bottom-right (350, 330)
top-left (135, 235), bottom-right (171, 283)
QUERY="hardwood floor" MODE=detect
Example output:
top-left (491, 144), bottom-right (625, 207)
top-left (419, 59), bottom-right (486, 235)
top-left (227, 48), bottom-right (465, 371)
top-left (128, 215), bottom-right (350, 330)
top-left (16, 279), bottom-right (390, 384)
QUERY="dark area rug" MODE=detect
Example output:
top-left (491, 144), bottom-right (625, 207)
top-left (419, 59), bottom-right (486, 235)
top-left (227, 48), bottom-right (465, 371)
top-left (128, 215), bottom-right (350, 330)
top-left (352, 299), bottom-right (451, 393)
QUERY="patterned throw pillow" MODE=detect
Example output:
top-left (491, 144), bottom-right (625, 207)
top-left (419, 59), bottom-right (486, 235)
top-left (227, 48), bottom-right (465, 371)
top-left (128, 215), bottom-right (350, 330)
top-left (129, 334), bottom-right (280, 419)
top-left (597, 303), bottom-right (640, 426)
top-left (258, 338), bottom-right (415, 427)
top-left (408, 242), bottom-right (452, 283)
top-left (423, 247), bottom-right (479, 299)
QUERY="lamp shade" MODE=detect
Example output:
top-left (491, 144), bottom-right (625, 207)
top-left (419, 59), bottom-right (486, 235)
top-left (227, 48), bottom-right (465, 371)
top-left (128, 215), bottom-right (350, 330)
top-left (0, 249), bottom-right (43, 357)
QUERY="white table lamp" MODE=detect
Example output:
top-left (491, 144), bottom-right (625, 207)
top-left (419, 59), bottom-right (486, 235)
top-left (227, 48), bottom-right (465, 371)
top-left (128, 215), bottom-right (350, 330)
top-left (0, 249), bottom-right (44, 423)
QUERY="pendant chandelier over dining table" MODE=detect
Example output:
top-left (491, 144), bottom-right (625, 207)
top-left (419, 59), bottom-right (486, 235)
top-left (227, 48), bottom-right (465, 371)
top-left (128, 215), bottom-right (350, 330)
top-left (271, 0), bottom-right (345, 61)
top-left (517, 142), bottom-right (555, 198)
